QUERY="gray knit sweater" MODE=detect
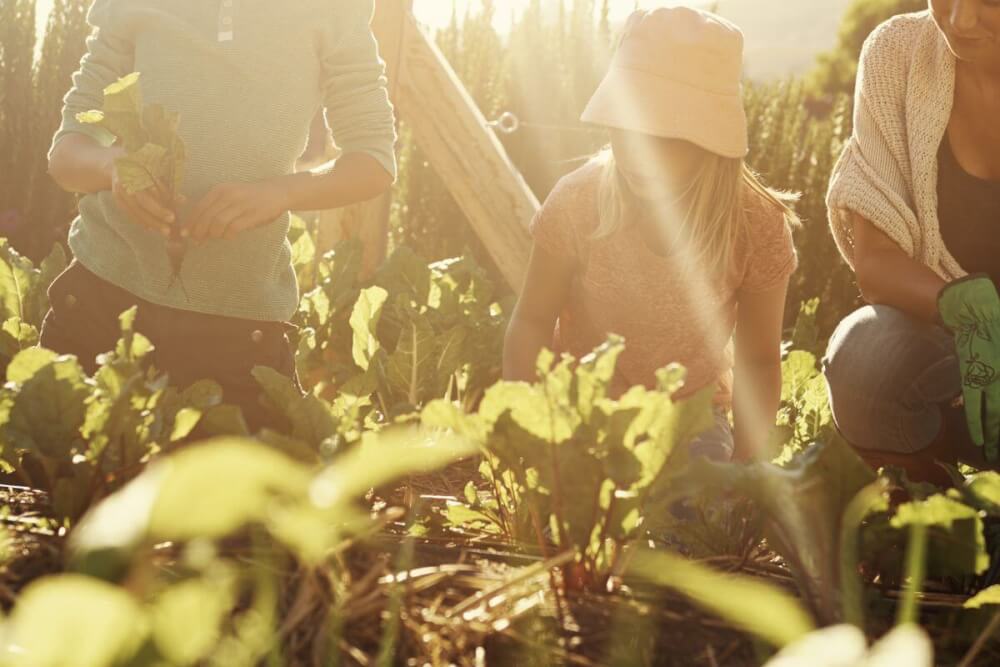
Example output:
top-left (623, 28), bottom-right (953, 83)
top-left (50, 0), bottom-right (397, 321)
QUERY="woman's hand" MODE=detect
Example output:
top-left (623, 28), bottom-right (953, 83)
top-left (48, 136), bottom-right (180, 235)
top-left (109, 151), bottom-right (180, 237)
top-left (184, 179), bottom-right (290, 243)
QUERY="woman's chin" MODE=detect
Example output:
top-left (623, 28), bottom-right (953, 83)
top-left (943, 35), bottom-right (999, 64)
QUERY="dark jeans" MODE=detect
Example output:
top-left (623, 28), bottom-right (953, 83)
top-left (38, 261), bottom-right (303, 432)
top-left (822, 305), bottom-right (963, 454)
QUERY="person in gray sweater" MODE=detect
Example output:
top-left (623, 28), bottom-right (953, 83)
top-left (43, 0), bottom-right (397, 429)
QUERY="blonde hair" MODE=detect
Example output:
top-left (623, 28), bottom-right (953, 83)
top-left (593, 147), bottom-right (800, 281)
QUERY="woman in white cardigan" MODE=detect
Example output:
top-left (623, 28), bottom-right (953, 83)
top-left (824, 0), bottom-right (1000, 485)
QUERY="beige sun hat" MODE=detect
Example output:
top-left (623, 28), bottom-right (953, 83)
top-left (581, 5), bottom-right (749, 158)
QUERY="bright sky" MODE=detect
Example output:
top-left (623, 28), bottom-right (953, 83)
top-left (35, 1), bottom-right (706, 36)
top-left (411, 0), bottom-right (710, 31)
top-left (34, 1), bottom-right (842, 79)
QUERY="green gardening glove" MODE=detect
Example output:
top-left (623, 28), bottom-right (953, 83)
top-left (939, 274), bottom-right (1000, 461)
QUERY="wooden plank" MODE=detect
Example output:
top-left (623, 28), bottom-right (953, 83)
top-left (377, 10), bottom-right (538, 292)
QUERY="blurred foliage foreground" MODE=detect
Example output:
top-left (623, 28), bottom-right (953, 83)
top-left (0, 234), bottom-right (994, 666)
top-left (3, 1), bottom-right (997, 665)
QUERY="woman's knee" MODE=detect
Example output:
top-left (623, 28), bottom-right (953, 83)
top-left (822, 305), bottom-right (960, 453)
top-left (823, 306), bottom-right (952, 391)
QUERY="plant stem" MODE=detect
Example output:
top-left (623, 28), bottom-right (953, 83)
top-left (840, 482), bottom-right (887, 630)
top-left (896, 522), bottom-right (929, 627)
top-left (377, 509), bottom-right (417, 667)
top-left (958, 610), bottom-right (1000, 667)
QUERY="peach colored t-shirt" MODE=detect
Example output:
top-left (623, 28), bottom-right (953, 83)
top-left (530, 160), bottom-right (798, 405)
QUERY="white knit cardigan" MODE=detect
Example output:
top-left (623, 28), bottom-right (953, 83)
top-left (827, 11), bottom-right (966, 282)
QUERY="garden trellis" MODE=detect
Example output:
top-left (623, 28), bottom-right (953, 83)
top-left (325, 0), bottom-right (538, 290)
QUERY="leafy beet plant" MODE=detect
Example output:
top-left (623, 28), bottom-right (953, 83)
top-left (0, 308), bottom-right (245, 522)
top-left (422, 338), bottom-right (716, 590)
top-left (76, 73), bottom-right (188, 285)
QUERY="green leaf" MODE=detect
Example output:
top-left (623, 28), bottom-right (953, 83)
top-left (480, 379), bottom-right (578, 445)
top-left (781, 350), bottom-right (820, 404)
top-left (964, 585), bottom-right (1000, 609)
top-left (151, 576), bottom-right (234, 665)
top-left (4, 575), bottom-right (147, 667)
top-left (4, 317), bottom-right (38, 348)
top-left (445, 503), bottom-right (502, 534)
top-left (310, 427), bottom-right (477, 510)
top-left (7, 347), bottom-right (58, 384)
top-left (574, 336), bottom-right (624, 420)
top-left (197, 404), bottom-right (251, 437)
top-left (0, 240), bottom-right (36, 322)
top-left (147, 439), bottom-right (312, 541)
top-left (141, 103), bottom-right (180, 148)
top-left (75, 110), bottom-right (106, 125)
top-left (791, 297), bottom-right (821, 353)
top-left (630, 383), bottom-right (716, 491)
top-left (350, 286), bottom-right (388, 371)
top-left (3, 353), bottom-right (89, 459)
top-left (431, 325), bottom-right (467, 396)
top-left (69, 464), bottom-right (164, 579)
top-left (891, 494), bottom-right (980, 530)
top-left (102, 72), bottom-right (143, 112)
top-left (628, 548), bottom-right (815, 648)
top-left (890, 494), bottom-right (989, 575)
top-left (662, 437), bottom-right (876, 623)
top-left (180, 379), bottom-right (224, 410)
top-left (382, 310), bottom-right (437, 406)
top-left (253, 366), bottom-right (338, 444)
top-left (138, 104), bottom-right (186, 194)
top-left (115, 143), bottom-right (169, 195)
top-left (96, 73), bottom-right (149, 152)
top-left (421, 399), bottom-right (488, 442)
top-left (31, 244), bottom-right (68, 325)
top-left (375, 246), bottom-right (433, 306)
top-left (965, 471), bottom-right (1000, 512)
top-left (170, 407), bottom-right (202, 442)
top-left (840, 481), bottom-right (890, 629)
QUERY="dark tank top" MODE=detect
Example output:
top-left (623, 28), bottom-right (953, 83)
top-left (938, 137), bottom-right (1000, 284)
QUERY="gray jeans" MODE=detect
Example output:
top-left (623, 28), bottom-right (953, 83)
top-left (689, 407), bottom-right (735, 462)
top-left (822, 305), bottom-right (962, 454)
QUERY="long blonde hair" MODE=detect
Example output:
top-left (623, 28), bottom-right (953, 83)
top-left (593, 147), bottom-right (799, 281)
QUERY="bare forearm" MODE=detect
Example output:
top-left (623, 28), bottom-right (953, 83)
top-left (47, 135), bottom-right (122, 194)
top-left (503, 318), bottom-right (555, 383)
top-left (852, 214), bottom-right (946, 323)
top-left (276, 152), bottom-right (392, 212)
top-left (857, 251), bottom-right (946, 324)
top-left (732, 360), bottom-right (782, 462)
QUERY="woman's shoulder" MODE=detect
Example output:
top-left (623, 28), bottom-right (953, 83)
top-left (530, 159), bottom-right (603, 254)
top-left (538, 159), bottom-right (603, 224)
top-left (741, 182), bottom-right (791, 232)
top-left (736, 182), bottom-right (798, 290)
top-left (860, 11), bottom-right (938, 70)
top-left (548, 158), bottom-right (603, 204)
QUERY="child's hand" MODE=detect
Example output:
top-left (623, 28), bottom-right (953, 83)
top-left (183, 180), bottom-right (290, 243)
top-left (109, 154), bottom-right (178, 237)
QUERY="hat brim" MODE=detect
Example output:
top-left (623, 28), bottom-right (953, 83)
top-left (580, 66), bottom-right (749, 159)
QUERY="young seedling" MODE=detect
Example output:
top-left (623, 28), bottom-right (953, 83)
top-left (77, 73), bottom-right (190, 295)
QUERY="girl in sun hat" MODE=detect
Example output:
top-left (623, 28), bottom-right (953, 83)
top-left (504, 5), bottom-right (800, 462)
